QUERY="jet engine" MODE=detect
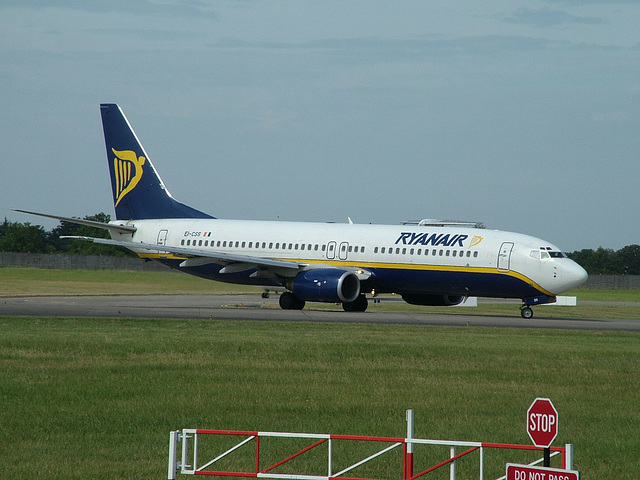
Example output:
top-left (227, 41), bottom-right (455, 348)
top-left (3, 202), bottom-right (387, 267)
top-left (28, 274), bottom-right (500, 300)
top-left (401, 294), bottom-right (465, 306)
top-left (288, 269), bottom-right (360, 303)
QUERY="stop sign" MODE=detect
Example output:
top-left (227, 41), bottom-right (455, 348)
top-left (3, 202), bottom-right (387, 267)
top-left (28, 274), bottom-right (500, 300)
top-left (527, 398), bottom-right (558, 448)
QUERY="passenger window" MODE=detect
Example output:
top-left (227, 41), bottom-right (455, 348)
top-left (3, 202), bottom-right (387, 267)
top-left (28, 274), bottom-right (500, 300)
top-left (315, 245), bottom-right (319, 251)
top-left (452, 250), bottom-right (457, 257)
top-left (205, 241), bottom-right (208, 247)
top-left (446, 250), bottom-right (450, 256)
top-left (186, 240), bottom-right (191, 246)
top-left (473, 251), bottom-right (478, 258)
top-left (322, 245), bottom-right (326, 251)
top-left (410, 248), bottom-right (414, 255)
top-left (181, 239), bottom-right (185, 246)
top-left (396, 248), bottom-right (400, 254)
top-left (361, 247), bottom-right (365, 253)
top-left (381, 247), bottom-right (385, 253)
top-left (301, 244), bottom-right (305, 250)
top-left (242, 242), bottom-right (246, 248)
top-left (402, 248), bottom-right (407, 254)
top-left (288, 243), bottom-right (293, 249)
top-left (269, 242), bottom-right (273, 249)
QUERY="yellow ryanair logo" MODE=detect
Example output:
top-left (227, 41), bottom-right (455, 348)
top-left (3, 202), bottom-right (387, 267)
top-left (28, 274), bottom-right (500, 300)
top-left (112, 148), bottom-right (145, 206)
top-left (470, 235), bottom-right (484, 247)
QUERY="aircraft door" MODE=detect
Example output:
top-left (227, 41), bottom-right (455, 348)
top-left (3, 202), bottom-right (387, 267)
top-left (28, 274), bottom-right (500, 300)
top-left (326, 241), bottom-right (337, 260)
top-left (497, 242), bottom-right (514, 272)
top-left (338, 242), bottom-right (349, 261)
top-left (157, 229), bottom-right (168, 258)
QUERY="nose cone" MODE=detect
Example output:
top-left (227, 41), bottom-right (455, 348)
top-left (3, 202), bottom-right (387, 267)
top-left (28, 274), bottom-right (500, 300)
top-left (562, 260), bottom-right (588, 291)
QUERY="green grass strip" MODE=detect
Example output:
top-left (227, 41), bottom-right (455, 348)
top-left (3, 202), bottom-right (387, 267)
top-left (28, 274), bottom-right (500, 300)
top-left (1, 317), bottom-right (638, 479)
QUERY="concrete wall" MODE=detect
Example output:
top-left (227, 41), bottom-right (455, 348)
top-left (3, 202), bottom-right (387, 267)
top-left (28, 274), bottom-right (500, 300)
top-left (0, 252), bottom-right (170, 272)
top-left (577, 274), bottom-right (640, 290)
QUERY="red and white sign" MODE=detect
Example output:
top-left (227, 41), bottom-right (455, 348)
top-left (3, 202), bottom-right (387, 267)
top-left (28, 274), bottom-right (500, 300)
top-left (527, 398), bottom-right (558, 448)
top-left (506, 463), bottom-right (579, 480)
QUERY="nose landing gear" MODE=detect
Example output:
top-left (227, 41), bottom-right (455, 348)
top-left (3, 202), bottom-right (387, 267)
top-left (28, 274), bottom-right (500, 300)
top-left (520, 305), bottom-right (534, 319)
top-left (520, 295), bottom-right (556, 319)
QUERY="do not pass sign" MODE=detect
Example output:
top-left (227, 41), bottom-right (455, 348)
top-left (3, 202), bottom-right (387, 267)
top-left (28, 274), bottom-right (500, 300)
top-left (506, 464), bottom-right (579, 480)
top-left (527, 398), bottom-right (558, 448)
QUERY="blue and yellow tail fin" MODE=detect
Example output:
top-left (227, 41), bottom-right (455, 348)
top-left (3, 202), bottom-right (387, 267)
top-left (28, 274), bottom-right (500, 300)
top-left (100, 103), bottom-right (213, 220)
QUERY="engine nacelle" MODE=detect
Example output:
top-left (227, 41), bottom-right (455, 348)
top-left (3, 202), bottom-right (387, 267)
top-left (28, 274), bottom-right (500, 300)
top-left (401, 294), bottom-right (465, 306)
top-left (289, 269), bottom-right (360, 303)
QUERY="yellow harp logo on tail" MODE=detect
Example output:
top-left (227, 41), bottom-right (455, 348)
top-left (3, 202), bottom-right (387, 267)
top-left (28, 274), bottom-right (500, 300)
top-left (112, 149), bottom-right (146, 206)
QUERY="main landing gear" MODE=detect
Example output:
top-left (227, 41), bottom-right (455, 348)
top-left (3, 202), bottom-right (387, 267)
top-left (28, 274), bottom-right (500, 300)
top-left (342, 294), bottom-right (368, 312)
top-left (279, 292), bottom-right (305, 310)
top-left (278, 292), bottom-right (369, 312)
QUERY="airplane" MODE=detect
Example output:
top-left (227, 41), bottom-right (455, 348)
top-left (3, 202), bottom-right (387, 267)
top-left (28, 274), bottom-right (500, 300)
top-left (16, 103), bottom-right (588, 318)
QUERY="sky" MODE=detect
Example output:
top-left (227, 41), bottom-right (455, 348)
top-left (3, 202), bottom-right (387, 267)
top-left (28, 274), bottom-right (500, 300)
top-left (1, 1), bottom-right (638, 252)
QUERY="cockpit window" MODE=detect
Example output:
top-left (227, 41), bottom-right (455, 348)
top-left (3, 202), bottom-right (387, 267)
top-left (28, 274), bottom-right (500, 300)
top-left (537, 247), bottom-right (565, 259)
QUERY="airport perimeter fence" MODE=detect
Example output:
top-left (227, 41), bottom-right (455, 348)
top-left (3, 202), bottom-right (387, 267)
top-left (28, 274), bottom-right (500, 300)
top-left (0, 252), bottom-right (638, 289)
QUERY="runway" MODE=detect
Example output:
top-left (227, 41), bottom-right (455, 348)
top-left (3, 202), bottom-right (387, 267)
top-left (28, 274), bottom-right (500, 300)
top-left (2, 294), bottom-right (639, 331)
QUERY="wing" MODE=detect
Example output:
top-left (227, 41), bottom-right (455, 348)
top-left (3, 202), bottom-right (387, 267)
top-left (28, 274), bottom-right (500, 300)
top-left (62, 236), bottom-right (306, 276)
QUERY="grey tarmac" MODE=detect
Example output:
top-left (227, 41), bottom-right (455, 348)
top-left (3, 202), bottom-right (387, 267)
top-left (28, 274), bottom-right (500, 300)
top-left (1, 294), bottom-right (639, 331)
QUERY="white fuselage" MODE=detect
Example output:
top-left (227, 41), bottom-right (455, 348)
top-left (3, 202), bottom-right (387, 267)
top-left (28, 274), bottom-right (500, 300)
top-left (111, 218), bottom-right (588, 299)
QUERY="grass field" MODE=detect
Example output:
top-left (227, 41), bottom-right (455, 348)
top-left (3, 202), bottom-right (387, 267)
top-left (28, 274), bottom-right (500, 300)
top-left (1, 268), bottom-right (639, 479)
top-left (0, 267), bottom-right (263, 296)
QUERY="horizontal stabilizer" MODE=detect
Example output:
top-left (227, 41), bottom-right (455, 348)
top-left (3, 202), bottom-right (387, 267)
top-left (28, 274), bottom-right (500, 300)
top-left (13, 209), bottom-right (136, 234)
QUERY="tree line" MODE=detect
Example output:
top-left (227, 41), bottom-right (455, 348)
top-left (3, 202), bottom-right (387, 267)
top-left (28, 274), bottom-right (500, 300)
top-left (1, 215), bottom-right (639, 275)
top-left (0, 214), bottom-right (135, 258)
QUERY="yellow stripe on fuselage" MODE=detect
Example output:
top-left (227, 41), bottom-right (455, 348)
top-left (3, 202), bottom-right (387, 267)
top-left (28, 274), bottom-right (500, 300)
top-left (296, 258), bottom-right (552, 295)
top-left (137, 252), bottom-right (553, 296)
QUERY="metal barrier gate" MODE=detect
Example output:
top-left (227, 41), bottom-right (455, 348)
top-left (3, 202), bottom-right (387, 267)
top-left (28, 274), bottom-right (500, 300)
top-left (168, 410), bottom-right (574, 480)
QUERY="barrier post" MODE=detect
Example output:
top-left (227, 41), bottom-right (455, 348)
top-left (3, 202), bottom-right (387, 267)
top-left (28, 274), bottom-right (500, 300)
top-left (168, 430), bottom-right (179, 480)
top-left (450, 445), bottom-right (456, 480)
top-left (565, 443), bottom-right (574, 470)
top-left (405, 409), bottom-right (414, 480)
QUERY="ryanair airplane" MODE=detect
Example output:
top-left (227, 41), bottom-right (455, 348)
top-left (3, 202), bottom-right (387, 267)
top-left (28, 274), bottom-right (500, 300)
top-left (18, 104), bottom-right (588, 318)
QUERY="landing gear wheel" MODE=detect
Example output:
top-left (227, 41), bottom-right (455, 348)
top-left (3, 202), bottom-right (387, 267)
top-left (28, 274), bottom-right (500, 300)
top-left (261, 291), bottom-right (270, 299)
top-left (343, 294), bottom-right (368, 312)
top-left (520, 306), bottom-right (534, 319)
top-left (279, 292), bottom-right (305, 310)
